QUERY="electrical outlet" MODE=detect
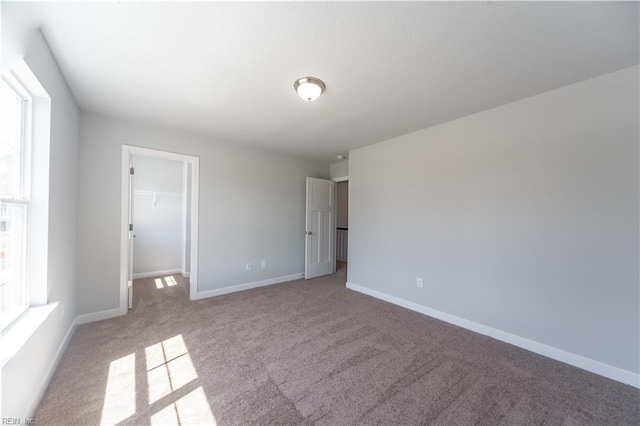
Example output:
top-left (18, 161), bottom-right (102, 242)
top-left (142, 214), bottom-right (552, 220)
top-left (246, 263), bottom-right (252, 271)
top-left (417, 278), bottom-right (423, 288)
top-left (261, 260), bottom-right (266, 268)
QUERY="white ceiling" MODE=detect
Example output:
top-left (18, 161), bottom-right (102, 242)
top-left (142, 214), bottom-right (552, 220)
top-left (4, 1), bottom-right (638, 163)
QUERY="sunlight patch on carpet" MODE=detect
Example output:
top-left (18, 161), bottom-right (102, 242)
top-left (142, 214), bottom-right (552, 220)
top-left (146, 335), bottom-right (198, 404)
top-left (100, 353), bottom-right (136, 425)
top-left (151, 386), bottom-right (216, 425)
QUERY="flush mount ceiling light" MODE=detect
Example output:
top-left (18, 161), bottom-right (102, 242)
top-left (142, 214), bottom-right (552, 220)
top-left (294, 77), bottom-right (325, 102)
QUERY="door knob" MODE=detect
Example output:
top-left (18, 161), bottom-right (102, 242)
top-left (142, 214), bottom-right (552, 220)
top-left (306, 231), bottom-right (313, 235)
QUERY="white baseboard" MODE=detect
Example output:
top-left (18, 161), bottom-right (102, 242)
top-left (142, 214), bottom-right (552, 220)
top-left (196, 273), bottom-right (304, 300)
top-left (133, 268), bottom-right (182, 279)
top-left (76, 307), bottom-right (125, 325)
top-left (182, 272), bottom-right (190, 278)
top-left (26, 316), bottom-right (77, 418)
top-left (346, 282), bottom-right (640, 389)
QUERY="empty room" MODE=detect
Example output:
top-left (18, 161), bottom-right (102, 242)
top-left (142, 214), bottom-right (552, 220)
top-left (1, 1), bottom-right (639, 425)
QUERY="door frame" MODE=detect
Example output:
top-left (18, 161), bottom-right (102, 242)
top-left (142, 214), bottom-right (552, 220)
top-left (119, 145), bottom-right (200, 311)
top-left (331, 175), bottom-right (348, 273)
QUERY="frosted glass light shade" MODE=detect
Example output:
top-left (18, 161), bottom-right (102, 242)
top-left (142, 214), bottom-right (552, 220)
top-left (294, 77), bottom-right (325, 102)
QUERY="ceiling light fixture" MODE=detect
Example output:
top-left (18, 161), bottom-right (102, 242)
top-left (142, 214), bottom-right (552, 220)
top-left (294, 77), bottom-right (325, 102)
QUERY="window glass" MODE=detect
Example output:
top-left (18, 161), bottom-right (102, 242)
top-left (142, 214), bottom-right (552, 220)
top-left (1, 79), bottom-right (29, 329)
top-left (1, 80), bottom-right (22, 199)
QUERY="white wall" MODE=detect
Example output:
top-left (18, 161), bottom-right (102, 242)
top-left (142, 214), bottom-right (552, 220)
top-left (78, 112), bottom-right (328, 313)
top-left (348, 66), bottom-right (639, 380)
top-left (330, 160), bottom-right (349, 179)
top-left (132, 155), bottom-right (184, 277)
top-left (1, 26), bottom-right (80, 419)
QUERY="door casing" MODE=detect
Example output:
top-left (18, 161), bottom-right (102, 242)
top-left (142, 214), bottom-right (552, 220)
top-left (119, 145), bottom-right (200, 313)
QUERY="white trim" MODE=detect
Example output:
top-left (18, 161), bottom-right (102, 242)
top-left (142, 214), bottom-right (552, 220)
top-left (182, 272), bottom-right (191, 278)
top-left (120, 148), bottom-right (130, 313)
top-left (3, 64), bottom-right (52, 313)
top-left (26, 316), bottom-right (77, 418)
top-left (189, 160), bottom-right (199, 300)
top-left (76, 308), bottom-right (124, 325)
top-left (195, 273), bottom-right (304, 300)
top-left (120, 145), bottom-right (200, 314)
top-left (331, 175), bottom-right (349, 182)
top-left (346, 282), bottom-right (640, 389)
top-left (181, 162), bottom-right (188, 277)
top-left (132, 268), bottom-right (183, 279)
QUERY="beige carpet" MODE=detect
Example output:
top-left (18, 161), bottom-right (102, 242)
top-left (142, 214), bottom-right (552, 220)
top-left (36, 263), bottom-right (639, 425)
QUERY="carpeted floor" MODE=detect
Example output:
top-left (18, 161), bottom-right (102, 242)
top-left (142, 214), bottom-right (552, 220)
top-left (35, 263), bottom-right (639, 425)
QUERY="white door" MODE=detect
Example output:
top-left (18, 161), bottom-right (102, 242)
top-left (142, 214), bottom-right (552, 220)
top-left (127, 154), bottom-right (135, 309)
top-left (305, 177), bottom-right (335, 279)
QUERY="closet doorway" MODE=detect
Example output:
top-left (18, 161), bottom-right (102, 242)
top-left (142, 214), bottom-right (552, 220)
top-left (120, 145), bottom-right (199, 313)
top-left (132, 155), bottom-right (186, 278)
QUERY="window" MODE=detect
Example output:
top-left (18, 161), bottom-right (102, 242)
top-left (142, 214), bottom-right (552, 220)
top-left (1, 77), bottom-right (31, 330)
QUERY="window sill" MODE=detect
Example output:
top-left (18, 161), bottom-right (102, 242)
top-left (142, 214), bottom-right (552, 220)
top-left (0, 302), bottom-right (58, 368)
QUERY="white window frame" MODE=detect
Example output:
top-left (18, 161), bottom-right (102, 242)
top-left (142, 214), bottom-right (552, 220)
top-left (1, 74), bottom-right (33, 331)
